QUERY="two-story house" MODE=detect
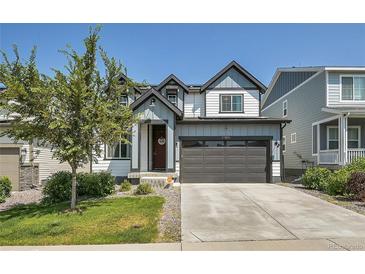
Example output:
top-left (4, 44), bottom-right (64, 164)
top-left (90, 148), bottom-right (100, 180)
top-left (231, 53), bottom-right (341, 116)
top-left (262, 66), bottom-right (365, 178)
top-left (93, 61), bottom-right (289, 184)
top-left (0, 61), bottom-right (290, 190)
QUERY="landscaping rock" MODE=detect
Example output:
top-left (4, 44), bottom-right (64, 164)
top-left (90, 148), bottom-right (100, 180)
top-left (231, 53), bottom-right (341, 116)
top-left (0, 189), bottom-right (43, 212)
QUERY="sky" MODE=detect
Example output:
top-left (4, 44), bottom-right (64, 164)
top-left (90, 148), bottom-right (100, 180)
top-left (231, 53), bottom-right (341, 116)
top-left (1, 24), bottom-right (365, 86)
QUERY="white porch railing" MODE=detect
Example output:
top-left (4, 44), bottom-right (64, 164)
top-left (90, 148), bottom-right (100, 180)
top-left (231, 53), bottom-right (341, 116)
top-left (347, 149), bottom-right (365, 163)
top-left (319, 150), bottom-right (339, 164)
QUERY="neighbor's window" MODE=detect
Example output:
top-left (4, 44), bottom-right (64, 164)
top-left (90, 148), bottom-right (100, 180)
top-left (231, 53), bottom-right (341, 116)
top-left (348, 126), bottom-right (361, 149)
top-left (106, 142), bottom-right (131, 159)
top-left (282, 100), bottom-right (288, 117)
top-left (312, 125), bottom-right (318, 155)
top-left (120, 95), bottom-right (128, 106)
top-left (327, 126), bottom-right (339, 150)
top-left (341, 76), bottom-right (365, 101)
top-left (220, 95), bottom-right (243, 112)
top-left (291, 133), bottom-right (297, 144)
top-left (282, 136), bottom-right (286, 153)
top-left (167, 94), bottom-right (177, 105)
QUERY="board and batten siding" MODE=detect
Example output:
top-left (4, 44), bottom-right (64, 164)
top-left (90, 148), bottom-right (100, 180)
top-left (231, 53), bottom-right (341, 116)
top-left (263, 71), bottom-right (333, 170)
top-left (184, 92), bottom-right (204, 118)
top-left (327, 72), bottom-right (365, 107)
top-left (175, 123), bottom-right (281, 178)
top-left (205, 89), bottom-right (260, 117)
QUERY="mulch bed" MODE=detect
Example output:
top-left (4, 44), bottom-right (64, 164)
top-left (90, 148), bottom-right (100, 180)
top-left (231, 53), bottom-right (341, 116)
top-left (279, 182), bottom-right (365, 216)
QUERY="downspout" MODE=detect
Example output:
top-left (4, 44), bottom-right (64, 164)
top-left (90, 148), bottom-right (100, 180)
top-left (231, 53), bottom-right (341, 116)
top-left (280, 122), bottom-right (288, 182)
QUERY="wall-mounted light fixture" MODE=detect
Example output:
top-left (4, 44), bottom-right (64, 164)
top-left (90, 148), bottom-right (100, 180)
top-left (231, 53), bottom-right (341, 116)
top-left (20, 147), bottom-right (27, 163)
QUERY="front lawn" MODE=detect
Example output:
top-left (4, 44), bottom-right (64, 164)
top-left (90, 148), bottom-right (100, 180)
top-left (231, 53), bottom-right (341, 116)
top-left (0, 196), bottom-right (164, 246)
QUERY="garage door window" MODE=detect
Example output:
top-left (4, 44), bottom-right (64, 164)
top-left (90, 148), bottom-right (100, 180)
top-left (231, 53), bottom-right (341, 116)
top-left (205, 140), bottom-right (225, 147)
top-left (226, 140), bottom-right (246, 147)
top-left (182, 139), bottom-right (267, 148)
top-left (182, 140), bottom-right (205, 148)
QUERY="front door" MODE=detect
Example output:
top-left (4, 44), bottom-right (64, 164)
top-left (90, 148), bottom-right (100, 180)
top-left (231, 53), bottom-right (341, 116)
top-left (152, 125), bottom-right (166, 170)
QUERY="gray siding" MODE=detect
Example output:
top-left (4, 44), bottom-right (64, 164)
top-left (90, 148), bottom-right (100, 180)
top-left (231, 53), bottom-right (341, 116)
top-left (209, 67), bottom-right (257, 89)
top-left (262, 71), bottom-right (333, 169)
top-left (263, 71), bottom-right (317, 109)
top-left (160, 85), bottom-right (184, 111)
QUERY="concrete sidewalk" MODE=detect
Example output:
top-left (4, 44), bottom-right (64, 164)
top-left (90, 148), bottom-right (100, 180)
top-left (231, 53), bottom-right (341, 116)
top-left (1, 238), bottom-right (365, 251)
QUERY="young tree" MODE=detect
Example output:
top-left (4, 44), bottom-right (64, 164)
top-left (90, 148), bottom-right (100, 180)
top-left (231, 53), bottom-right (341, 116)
top-left (0, 26), bottom-right (138, 209)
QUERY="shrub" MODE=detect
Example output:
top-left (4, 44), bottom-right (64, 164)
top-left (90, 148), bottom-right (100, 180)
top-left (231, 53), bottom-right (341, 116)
top-left (120, 180), bottom-right (132, 192)
top-left (302, 167), bottom-right (331, 191)
top-left (345, 157), bottom-right (365, 173)
top-left (78, 171), bottom-right (115, 197)
top-left (43, 171), bottom-right (115, 203)
top-left (325, 169), bottom-right (349, 196)
top-left (135, 182), bottom-right (153, 195)
top-left (42, 171), bottom-right (72, 203)
top-left (346, 172), bottom-right (365, 201)
top-left (0, 176), bottom-right (12, 203)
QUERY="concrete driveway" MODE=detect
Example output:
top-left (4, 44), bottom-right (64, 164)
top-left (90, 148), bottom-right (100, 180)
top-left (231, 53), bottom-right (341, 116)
top-left (182, 183), bottom-right (365, 243)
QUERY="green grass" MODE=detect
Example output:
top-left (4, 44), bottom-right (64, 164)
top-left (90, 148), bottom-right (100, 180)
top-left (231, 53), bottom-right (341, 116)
top-left (0, 196), bottom-right (164, 246)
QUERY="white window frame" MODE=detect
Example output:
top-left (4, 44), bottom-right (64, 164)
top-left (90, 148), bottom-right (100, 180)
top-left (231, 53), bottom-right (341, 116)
top-left (282, 100), bottom-right (288, 117)
top-left (167, 94), bottom-right (177, 105)
top-left (327, 126), bottom-right (339, 150)
top-left (105, 142), bottom-right (131, 159)
top-left (348, 126), bottom-right (361, 149)
top-left (282, 136), bottom-right (286, 153)
top-left (340, 75), bottom-right (365, 102)
top-left (220, 94), bottom-right (243, 113)
top-left (291, 133), bottom-right (297, 144)
top-left (120, 95), bottom-right (128, 106)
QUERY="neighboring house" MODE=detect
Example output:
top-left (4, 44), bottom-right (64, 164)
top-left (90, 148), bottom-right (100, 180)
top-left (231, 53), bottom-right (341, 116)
top-left (262, 66), bottom-right (365, 178)
top-left (0, 61), bottom-right (290, 188)
top-left (93, 61), bottom-right (289, 183)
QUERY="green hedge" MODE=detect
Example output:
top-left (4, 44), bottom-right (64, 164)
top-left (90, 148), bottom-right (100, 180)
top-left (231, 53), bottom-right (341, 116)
top-left (42, 171), bottom-right (115, 204)
top-left (0, 176), bottom-right (12, 203)
top-left (302, 158), bottom-right (365, 197)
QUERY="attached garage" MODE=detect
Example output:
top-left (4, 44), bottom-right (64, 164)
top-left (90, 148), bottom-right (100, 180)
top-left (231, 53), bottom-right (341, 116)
top-left (180, 138), bottom-right (271, 183)
top-left (0, 146), bottom-right (20, 191)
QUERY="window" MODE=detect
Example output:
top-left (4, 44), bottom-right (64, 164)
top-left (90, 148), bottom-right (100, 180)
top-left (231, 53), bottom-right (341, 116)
top-left (312, 125), bottom-right (318, 155)
top-left (282, 136), bottom-right (286, 153)
top-left (120, 95), bottom-right (128, 106)
top-left (348, 126), bottom-right (361, 148)
top-left (291, 133), bottom-right (297, 144)
top-left (282, 100), bottom-right (288, 117)
top-left (106, 142), bottom-right (131, 159)
top-left (167, 94), bottom-right (177, 105)
top-left (341, 76), bottom-right (365, 101)
top-left (220, 95), bottom-right (243, 112)
top-left (327, 126), bottom-right (339, 150)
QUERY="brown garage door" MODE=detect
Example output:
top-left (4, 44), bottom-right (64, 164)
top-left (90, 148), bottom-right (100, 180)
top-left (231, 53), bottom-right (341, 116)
top-left (0, 147), bottom-right (20, 191)
top-left (181, 140), bottom-right (269, 183)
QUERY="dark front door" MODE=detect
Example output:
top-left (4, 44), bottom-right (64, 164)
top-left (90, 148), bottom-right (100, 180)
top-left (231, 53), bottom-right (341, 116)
top-left (152, 125), bottom-right (166, 170)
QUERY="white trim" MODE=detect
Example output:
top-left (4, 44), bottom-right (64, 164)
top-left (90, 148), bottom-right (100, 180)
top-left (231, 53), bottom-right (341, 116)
top-left (348, 125), bottom-right (361, 149)
top-left (325, 70), bottom-right (329, 107)
top-left (325, 67), bottom-right (365, 71)
top-left (327, 126), bottom-right (339, 150)
top-left (282, 99), bottom-right (288, 118)
top-left (290, 132), bottom-right (296, 144)
top-left (339, 74), bottom-right (365, 102)
top-left (262, 70), bottom-right (322, 112)
top-left (312, 115), bottom-right (340, 126)
top-left (282, 135), bottom-right (286, 153)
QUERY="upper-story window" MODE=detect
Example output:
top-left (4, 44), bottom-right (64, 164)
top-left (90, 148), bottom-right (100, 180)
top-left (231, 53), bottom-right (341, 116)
top-left (341, 76), bottom-right (365, 101)
top-left (220, 95), bottom-right (243, 112)
top-left (120, 95), bottom-right (128, 106)
top-left (166, 89), bottom-right (177, 105)
top-left (282, 100), bottom-right (288, 117)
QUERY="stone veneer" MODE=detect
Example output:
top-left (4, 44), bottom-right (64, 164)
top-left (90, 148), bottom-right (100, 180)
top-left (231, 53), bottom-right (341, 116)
top-left (19, 163), bottom-right (39, 190)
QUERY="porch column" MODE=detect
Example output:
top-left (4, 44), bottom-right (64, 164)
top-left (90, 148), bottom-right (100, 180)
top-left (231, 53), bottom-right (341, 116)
top-left (131, 123), bottom-right (139, 170)
top-left (339, 115), bottom-right (348, 165)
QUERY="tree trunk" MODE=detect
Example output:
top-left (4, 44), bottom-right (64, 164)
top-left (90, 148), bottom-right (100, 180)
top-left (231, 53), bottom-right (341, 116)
top-left (71, 166), bottom-right (77, 209)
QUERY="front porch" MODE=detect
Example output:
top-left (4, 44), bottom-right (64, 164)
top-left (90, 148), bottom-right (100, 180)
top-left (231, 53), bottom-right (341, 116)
top-left (314, 115), bottom-right (365, 165)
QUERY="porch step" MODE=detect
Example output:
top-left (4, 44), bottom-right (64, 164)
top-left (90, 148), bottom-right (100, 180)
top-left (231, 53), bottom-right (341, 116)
top-left (140, 176), bottom-right (172, 189)
top-left (128, 172), bottom-right (178, 179)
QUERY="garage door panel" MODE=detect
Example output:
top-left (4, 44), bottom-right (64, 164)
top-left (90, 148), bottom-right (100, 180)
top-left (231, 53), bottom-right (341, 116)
top-left (181, 140), bottom-right (268, 184)
top-left (0, 147), bottom-right (20, 191)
